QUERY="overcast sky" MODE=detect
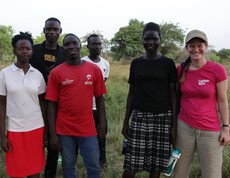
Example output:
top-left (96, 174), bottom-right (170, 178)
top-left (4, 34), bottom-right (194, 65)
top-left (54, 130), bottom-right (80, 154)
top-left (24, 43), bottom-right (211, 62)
top-left (1, 0), bottom-right (229, 51)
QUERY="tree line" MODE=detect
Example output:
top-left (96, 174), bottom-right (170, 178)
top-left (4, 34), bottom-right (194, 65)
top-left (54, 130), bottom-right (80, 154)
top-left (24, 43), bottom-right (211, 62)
top-left (1, 19), bottom-right (230, 62)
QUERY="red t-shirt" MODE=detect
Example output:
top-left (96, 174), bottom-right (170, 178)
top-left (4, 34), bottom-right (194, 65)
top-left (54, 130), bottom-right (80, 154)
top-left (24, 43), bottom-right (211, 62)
top-left (45, 61), bottom-right (107, 136)
top-left (177, 61), bottom-right (227, 131)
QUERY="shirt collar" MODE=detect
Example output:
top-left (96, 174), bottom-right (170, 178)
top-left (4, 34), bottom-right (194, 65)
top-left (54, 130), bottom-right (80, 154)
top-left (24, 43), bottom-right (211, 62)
top-left (11, 63), bottom-right (35, 72)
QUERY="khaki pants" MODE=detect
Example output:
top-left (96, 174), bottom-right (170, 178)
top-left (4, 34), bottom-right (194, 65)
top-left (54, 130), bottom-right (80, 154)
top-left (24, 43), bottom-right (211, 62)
top-left (173, 119), bottom-right (222, 178)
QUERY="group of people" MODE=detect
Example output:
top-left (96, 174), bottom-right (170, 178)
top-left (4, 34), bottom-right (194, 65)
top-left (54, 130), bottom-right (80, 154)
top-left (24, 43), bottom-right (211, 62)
top-left (121, 23), bottom-right (229, 178)
top-left (0, 17), bottom-right (229, 178)
top-left (0, 17), bottom-right (109, 178)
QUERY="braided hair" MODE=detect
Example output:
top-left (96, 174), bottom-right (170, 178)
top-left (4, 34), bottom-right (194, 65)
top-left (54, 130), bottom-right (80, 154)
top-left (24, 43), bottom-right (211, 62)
top-left (11, 32), bottom-right (33, 49)
top-left (179, 57), bottom-right (191, 83)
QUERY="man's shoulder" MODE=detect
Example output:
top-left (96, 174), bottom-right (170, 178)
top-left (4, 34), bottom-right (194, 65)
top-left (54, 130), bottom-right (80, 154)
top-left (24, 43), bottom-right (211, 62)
top-left (51, 63), bottom-right (66, 73)
top-left (84, 60), bottom-right (96, 67)
top-left (83, 61), bottom-right (102, 73)
top-left (33, 42), bottom-right (44, 51)
top-left (81, 56), bottom-right (92, 63)
top-left (57, 43), bottom-right (64, 51)
top-left (99, 56), bottom-right (110, 66)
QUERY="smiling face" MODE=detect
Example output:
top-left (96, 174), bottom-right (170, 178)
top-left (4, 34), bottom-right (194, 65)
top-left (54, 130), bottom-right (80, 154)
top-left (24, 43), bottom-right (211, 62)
top-left (63, 35), bottom-right (81, 60)
top-left (186, 38), bottom-right (208, 62)
top-left (14, 39), bottom-right (33, 64)
top-left (142, 30), bottom-right (160, 54)
top-left (43, 20), bottom-right (62, 43)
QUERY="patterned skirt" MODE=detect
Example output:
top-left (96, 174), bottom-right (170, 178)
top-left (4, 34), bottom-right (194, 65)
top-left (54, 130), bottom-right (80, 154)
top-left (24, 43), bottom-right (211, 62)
top-left (124, 109), bottom-right (171, 173)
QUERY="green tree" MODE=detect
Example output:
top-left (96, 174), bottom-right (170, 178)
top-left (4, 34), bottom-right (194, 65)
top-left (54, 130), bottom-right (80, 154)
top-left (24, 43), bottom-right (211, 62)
top-left (0, 25), bottom-right (14, 60)
top-left (110, 19), bottom-right (145, 60)
top-left (159, 22), bottom-right (185, 58)
top-left (110, 20), bottom-right (185, 61)
top-left (33, 32), bottom-right (45, 44)
top-left (207, 53), bottom-right (221, 63)
top-left (80, 46), bottom-right (89, 58)
top-left (217, 48), bottom-right (230, 60)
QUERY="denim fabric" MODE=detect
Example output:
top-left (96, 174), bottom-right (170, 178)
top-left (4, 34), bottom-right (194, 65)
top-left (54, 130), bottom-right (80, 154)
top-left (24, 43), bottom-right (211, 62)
top-left (59, 135), bottom-right (101, 178)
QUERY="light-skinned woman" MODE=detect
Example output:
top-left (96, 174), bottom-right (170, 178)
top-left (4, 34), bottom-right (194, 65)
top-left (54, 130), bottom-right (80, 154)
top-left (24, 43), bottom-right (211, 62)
top-left (174, 30), bottom-right (229, 178)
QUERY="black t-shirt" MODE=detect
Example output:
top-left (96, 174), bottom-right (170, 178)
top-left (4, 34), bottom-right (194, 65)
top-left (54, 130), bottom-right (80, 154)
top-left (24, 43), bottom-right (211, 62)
top-left (43, 48), bottom-right (58, 76)
top-left (129, 56), bottom-right (177, 113)
top-left (30, 41), bottom-right (65, 83)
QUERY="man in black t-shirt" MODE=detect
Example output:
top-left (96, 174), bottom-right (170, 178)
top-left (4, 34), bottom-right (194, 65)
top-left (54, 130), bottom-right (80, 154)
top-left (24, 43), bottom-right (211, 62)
top-left (30, 17), bottom-right (65, 178)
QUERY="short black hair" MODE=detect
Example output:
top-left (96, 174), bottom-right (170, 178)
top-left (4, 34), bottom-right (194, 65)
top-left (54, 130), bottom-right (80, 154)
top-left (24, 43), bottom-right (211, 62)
top-left (45, 17), bottom-right (61, 25)
top-left (12, 32), bottom-right (33, 49)
top-left (87, 34), bottom-right (100, 44)
top-left (142, 22), bottom-right (161, 40)
top-left (63, 33), bottom-right (81, 47)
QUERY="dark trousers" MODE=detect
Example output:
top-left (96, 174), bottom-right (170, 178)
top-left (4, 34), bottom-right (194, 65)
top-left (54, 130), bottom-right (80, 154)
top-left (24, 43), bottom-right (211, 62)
top-left (44, 143), bottom-right (59, 178)
top-left (93, 110), bottom-right (107, 165)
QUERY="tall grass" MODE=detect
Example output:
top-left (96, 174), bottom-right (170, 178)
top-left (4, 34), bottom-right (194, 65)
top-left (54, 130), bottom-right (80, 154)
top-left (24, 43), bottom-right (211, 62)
top-left (0, 60), bottom-right (230, 177)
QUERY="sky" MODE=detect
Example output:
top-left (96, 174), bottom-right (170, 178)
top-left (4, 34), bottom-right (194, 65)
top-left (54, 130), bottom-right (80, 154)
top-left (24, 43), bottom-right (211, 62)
top-left (1, 0), bottom-right (229, 51)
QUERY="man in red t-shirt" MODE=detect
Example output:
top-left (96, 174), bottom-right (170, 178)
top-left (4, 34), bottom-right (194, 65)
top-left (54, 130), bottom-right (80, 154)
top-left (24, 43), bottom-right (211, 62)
top-left (45, 33), bottom-right (107, 178)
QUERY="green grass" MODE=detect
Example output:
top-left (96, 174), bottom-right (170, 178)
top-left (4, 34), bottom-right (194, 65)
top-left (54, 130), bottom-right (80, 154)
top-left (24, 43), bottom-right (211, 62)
top-left (0, 59), bottom-right (230, 177)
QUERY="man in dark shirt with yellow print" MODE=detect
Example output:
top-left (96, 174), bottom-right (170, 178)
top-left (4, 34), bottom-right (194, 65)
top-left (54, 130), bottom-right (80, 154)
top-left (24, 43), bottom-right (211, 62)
top-left (30, 17), bottom-right (65, 178)
top-left (30, 17), bottom-right (65, 83)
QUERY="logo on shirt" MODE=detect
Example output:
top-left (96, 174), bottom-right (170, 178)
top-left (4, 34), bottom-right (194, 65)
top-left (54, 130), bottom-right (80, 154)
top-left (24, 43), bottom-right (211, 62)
top-left (44, 54), bottom-right (56, 62)
top-left (198, 80), bottom-right (209, 85)
top-left (85, 74), bottom-right (93, 85)
top-left (62, 79), bottom-right (74, 85)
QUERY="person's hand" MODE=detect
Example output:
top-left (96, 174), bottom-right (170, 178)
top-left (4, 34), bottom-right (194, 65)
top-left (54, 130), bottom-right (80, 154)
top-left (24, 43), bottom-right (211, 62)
top-left (43, 131), bottom-right (48, 148)
top-left (98, 124), bottom-right (106, 143)
top-left (219, 128), bottom-right (230, 146)
top-left (169, 125), bottom-right (177, 146)
top-left (122, 122), bottom-right (129, 138)
top-left (49, 134), bottom-right (61, 151)
top-left (1, 136), bottom-right (11, 152)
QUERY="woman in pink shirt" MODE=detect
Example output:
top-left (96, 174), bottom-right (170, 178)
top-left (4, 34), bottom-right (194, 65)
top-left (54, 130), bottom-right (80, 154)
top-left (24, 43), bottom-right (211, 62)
top-left (174, 30), bottom-right (229, 178)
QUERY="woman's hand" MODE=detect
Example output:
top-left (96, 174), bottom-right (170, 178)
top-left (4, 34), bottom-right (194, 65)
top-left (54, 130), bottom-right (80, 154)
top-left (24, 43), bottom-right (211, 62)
top-left (122, 122), bottom-right (129, 138)
top-left (219, 127), bottom-right (230, 146)
top-left (1, 136), bottom-right (11, 152)
top-left (49, 134), bottom-right (61, 152)
top-left (169, 125), bottom-right (177, 146)
top-left (43, 130), bottom-right (48, 148)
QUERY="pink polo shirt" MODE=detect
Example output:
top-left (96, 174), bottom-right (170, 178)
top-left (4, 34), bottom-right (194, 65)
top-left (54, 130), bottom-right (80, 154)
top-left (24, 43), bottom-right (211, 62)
top-left (177, 61), bottom-right (227, 131)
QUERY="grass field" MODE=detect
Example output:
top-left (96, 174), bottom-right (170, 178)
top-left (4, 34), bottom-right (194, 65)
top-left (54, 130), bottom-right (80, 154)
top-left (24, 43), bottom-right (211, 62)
top-left (0, 59), bottom-right (230, 177)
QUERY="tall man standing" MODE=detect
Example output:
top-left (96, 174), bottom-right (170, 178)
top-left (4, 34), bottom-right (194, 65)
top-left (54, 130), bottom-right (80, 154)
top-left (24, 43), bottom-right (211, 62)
top-left (30, 17), bottom-right (65, 178)
top-left (82, 34), bottom-right (110, 167)
top-left (46, 34), bottom-right (107, 178)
